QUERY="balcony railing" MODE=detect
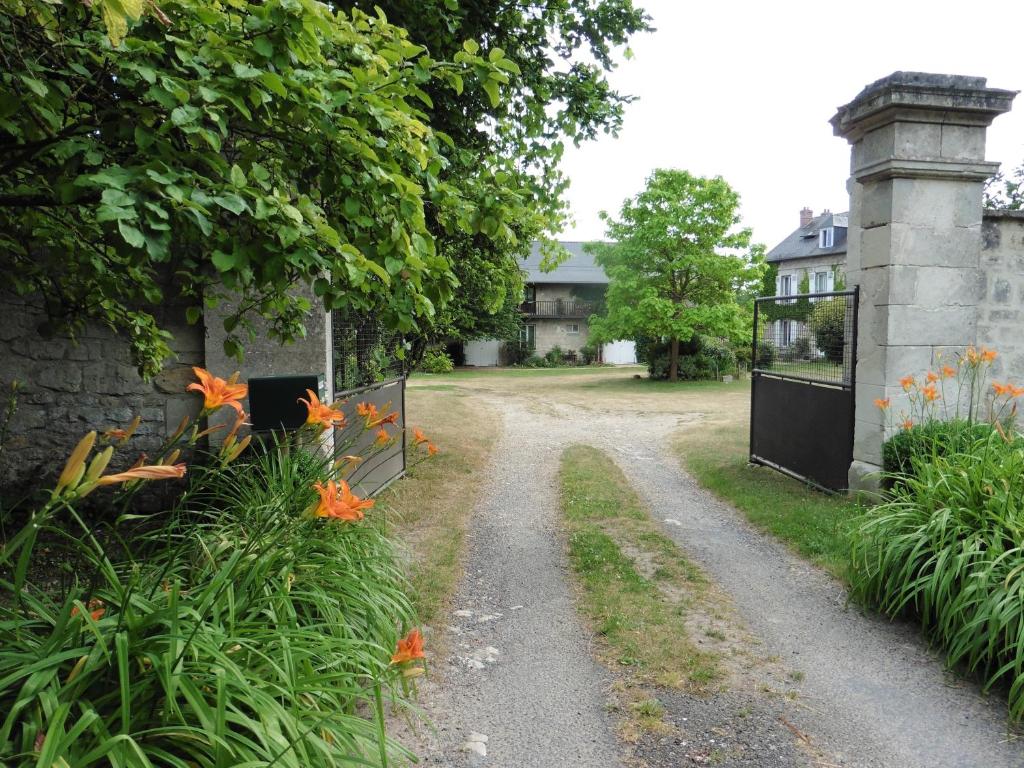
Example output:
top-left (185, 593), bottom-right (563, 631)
top-left (520, 299), bottom-right (595, 318)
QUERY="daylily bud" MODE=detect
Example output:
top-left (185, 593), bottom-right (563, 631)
top-left (56, 431), bottom-right (97, 493)
top-left (84, 446), bottom-right (115, 483)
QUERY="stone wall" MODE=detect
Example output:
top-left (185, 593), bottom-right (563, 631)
top-left (203, 283), bottom-right (332, 439)
top-left (979, 210), bottom-right (1024, 379)
top-left (534, 319), bottom-right (588, 357)
top-left (0, 291), bottom-right (204, 496)
top-left (0, 281), bottom-right (334, 499)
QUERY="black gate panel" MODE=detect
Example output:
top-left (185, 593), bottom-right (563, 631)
top-left (750, 377), bottom-right (853, 491)
top-left (749, 288), bottom-right (858, 492)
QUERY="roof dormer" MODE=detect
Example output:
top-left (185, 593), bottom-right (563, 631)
top-left (819, 227), bottom-right (834, 249)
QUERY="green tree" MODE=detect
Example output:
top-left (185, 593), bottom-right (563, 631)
top-left (589, 169), bottom-right (764, 381)
top-left (339, 0), bottom-right (651, 347)
top-left (0, 0), bottom-right (523, 377)
top-left (985, 163), bottom-right (1024, 210)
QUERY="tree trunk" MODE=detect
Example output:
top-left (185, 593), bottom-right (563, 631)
top-left (669, 336), bottom-right (679, 382)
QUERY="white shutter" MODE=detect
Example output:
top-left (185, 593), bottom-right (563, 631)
top-left (827, 270), bottom-right (835, 291)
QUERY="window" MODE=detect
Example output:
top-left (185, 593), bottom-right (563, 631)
top-left (819, 228), bottom-right (834, 249)
top-left (519, 324), bottom-right (536, 349)
top-left (524, 285), bottom-right (536, 303)
top-left (815, 271), bottom-right (828, 293)
top-left (779, 274), bottom-right (792, 296)
top-left (565, 323), bottom-right (580, 335)
top-left (781, 320), bottom-right (792, 347)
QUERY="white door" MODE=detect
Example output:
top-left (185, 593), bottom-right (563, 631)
top-left (602, 340), bottom-right (637, 365)
top-left (463, 339), bottom-right (501, 367)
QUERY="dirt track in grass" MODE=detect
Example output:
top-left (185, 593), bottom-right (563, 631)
top-left (394, 368), bottom-right (1023, 767)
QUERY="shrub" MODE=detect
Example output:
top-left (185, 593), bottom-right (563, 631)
top-left (419, 349), bottom-right (455, 374)
top-left (640, 335), bottom-right (736, 380)
top-left (503, 340), bottom-right (532, 366)
top-left (849, 429), bottom-right (1024, 719)
top-left (807, 298), bottom-right (846, 364)
top-left (521, 354), bottom-right (550, 368)
top-left (580, 343), bottom-right (599, 365)
top-left (754, 340), bottom-right (776, 368)
top-left (544, 345), bottom-right (565, 366)
top-left (791, 335), bottom-right (812, 360)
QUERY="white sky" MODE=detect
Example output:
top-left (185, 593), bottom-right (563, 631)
top-left (557, 0), bottom-right (1024, 251)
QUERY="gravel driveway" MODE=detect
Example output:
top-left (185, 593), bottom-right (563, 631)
top-left (407, 383), bottom-right (1023, 767)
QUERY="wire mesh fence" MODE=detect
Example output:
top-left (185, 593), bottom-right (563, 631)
top-left (752, 290), bottom-right (857, 387)
top-left (331, 311), bottom-right (407, 392)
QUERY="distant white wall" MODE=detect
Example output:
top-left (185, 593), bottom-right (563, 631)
top-left (602, 340), bottom-right (636, 365)
top-left (464, 339), bottom-right (502, 367)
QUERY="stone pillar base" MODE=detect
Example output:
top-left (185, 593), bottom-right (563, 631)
top-left (847, 460), bottom-right (883, 499)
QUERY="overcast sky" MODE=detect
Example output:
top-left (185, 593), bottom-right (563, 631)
top-left (556, 0), bottom-right (1024, 251)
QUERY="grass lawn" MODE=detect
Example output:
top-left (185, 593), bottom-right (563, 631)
top-left (673, 417), bottom-right (861, 580)
top-left (559, 444), bottom-right (720, 691)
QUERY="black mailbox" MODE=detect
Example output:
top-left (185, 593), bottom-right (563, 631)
top-left (247, 374), bottom-right (321, 432)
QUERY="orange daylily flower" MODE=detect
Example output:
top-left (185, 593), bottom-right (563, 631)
top-left (298, 389), bottom-right (346, 432)
top-left (370, 411), bottom-right (399, 428)
top-left (312, 479), bottom-right (373, 522)
top-left (902, 419), bottom-right (914, 431)
top-left (921, 385), bottom-right (940, 402)
top-left (95, 463), bottom-right (187, 486)
top-left (427, 444), bottom-right (439, 456)
top-left (187, 367), bottom-right (247, 415)
top-left (873, 398), bottom-right (890, 410)
top-left (391, 628), bottom-right (425, 665)
top-left (102, 415), bottom-right (141, 445)
top-left (356, 402), bottom-right (379, 421)
top-left (941, 365), bottom-right (957, 379)
top-left (981, 348), bottom-right (998, 363)
top-left (375, 427), bottom-right (391, 445)
top-left (925, 371), bottom-right (939, 384)
top-left (412, 427), bottom-right (429, 445)
top-left (71, 599), bottom-right (106, 622)
top-left (992, 382), bottom-right (1012, 396)
top-left (1012, 386), bottom-right (1024, 398)
top-left (899, 375), bottom-right (915, 391)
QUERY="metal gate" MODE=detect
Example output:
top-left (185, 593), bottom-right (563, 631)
top-left (749, 288), bottom-right (858, 492)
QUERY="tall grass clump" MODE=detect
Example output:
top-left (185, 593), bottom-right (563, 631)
top-left (852, 347), bottom-right (1024, 718)
top-left (0, 368), bottom-right (434, 766)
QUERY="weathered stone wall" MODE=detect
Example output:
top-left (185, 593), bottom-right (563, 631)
top-left (534, 319), bottom-right (588, 356)
top-left (0, 292), bottom-right (204, 497)
top-left (979, 210), bottom-right (1024, 379)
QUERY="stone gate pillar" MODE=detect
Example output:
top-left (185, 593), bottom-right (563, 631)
top-left (831, 72), bottom-right (1016, 492)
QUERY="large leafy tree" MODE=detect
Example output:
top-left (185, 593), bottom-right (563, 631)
top-left (341, 0), bottom-right (652, 350)
top-left (0, 0), bottom-right (523, 376)
top-left (985, 163), bottom-right (1024, 210)
top-left (589, 169), bottom-right (764, 381)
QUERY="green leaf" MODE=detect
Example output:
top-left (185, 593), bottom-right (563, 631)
top-left (462, 39), bottom-right (479, 55)
top-left (211, 250), bottom-right (238, 272)
top-left (230, 164), bottom-right (246, 188)
top-left (482, 79), bottom-right (500, 107)
top-left (117, 221), bottom-right (146, 249)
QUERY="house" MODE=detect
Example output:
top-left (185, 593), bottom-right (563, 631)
top-left (764, 208), bottom-right (848, 347)
top-left (462, 241), bottom-right (637, 366)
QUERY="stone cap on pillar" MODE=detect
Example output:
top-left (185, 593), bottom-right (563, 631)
top-left (832, 72), bottom-right (1017, 140)
top-left (831, 71), bottom-right (1017, 182)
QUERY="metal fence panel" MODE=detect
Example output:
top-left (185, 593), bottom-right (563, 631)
top-left (749, 288), bottom-right (858, 492)
top-left (334, 377), bottom-right (406, 498)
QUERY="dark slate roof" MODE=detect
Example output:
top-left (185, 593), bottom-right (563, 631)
top-left (522, 241), bottom-right (609, 284)
top-left (766, 212), bottom-right (848, 264)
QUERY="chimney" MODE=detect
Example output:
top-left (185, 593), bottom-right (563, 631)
top-left (799, 207), bottom-right (813, 228)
